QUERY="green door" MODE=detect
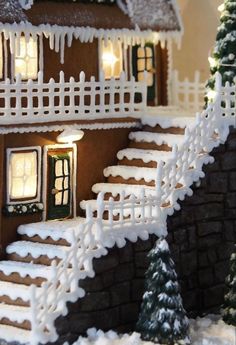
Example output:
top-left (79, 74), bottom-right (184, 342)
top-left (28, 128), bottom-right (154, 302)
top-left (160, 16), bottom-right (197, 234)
top-left (132, 43), bottom-right (156, 102)
top-left (47, 153), bottom-right (71, 220)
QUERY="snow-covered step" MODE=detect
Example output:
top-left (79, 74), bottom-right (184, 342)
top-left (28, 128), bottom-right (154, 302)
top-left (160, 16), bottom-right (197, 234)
top-left (18, 217), bottom-right (86, 242)
top-left (143, 107), bottom-right (195, 128)
top-left (6, 241), bottom-right (70, 259)
top-left (0, 281), bottom-right (40, 302)
top-left (0, 303), bottom-right (31, 324)
top-left (129, 132), bottom-right (185, 147)
top-left (0, 324), bottom-right (31, 343)
top-left (117, 148), bottom-right (173, 163)
top-left (92, 183), bottom-right (156, 198)
top-left (0, 261), bottom-right (53, 279)
top-left (104, 165), bottom-right (157, 182)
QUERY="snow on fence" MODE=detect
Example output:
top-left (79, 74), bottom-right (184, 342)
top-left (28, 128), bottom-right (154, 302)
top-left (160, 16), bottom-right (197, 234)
top-left (170, 70), bottom-right (206, 112)
top-left (28, 73), bottom-right (235, 344)
top-left (0, 71), bottom-right (147, 125)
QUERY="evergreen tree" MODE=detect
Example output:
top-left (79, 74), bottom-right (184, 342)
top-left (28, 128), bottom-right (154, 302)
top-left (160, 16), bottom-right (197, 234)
top-left (207, 0), bottom-right (236, 98)
top-left (222, 246), bottom-right (236, 326)
top-left (136, 238), bottom-right (190, 345)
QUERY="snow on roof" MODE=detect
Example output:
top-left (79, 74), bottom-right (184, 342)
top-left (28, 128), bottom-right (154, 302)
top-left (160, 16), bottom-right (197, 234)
top-left (126, 0), bottom-right (182, 32)
top-left (0, 0), bottom-right (27, 23)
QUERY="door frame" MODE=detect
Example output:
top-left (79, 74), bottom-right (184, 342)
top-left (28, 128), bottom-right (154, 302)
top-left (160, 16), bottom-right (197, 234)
top-left (42, 143), bottom-right (77, 221)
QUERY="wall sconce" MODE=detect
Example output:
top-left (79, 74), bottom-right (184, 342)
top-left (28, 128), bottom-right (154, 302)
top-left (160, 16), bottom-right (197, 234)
top-left (57, 128), bottom-right (84, 144)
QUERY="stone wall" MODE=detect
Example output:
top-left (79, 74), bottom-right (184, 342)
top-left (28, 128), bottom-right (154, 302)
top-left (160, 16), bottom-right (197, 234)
top-left (54, 127), bottom-right (236, 344)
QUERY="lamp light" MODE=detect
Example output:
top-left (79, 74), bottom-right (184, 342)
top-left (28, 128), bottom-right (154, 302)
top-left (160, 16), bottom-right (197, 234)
top-left (57, 128), bottom-right (84, 143)
top-left (218, 3), bottom-right (224, 12)
top-left (208, 56), bottom-right (217, 68)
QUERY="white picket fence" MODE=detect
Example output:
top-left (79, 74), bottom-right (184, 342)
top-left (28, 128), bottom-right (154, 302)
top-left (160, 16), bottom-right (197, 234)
top-left (170, 70), bottom-right (206, 112)
top-left (26, 72), bottom-right (235, 344)
top-left (0, 71), bottom-right (147, 125)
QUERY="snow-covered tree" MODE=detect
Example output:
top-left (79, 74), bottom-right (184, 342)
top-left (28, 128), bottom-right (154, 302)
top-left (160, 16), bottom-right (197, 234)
top-left (136, 237), bottom-right (190, 345)
top-left (222, 246), bottom-right (236, 326)
top-left (207, 0), bottom-right (236, 99)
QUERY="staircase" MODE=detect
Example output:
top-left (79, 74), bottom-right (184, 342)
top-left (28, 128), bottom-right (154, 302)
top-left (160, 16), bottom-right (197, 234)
top-left (0, 73), bottom-right (233, 344)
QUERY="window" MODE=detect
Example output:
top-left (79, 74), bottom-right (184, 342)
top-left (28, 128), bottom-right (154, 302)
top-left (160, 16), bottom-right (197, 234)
top-left (100, 40), bottom-right (123, 79)
top-left (137, 46), bottom-right (155, 86)
top-left (0, 38), bottom-right (3, 79)
top-left (14, 37), bottom-right (38, 79)
top-left (7, 147), bottom-right (41, 203)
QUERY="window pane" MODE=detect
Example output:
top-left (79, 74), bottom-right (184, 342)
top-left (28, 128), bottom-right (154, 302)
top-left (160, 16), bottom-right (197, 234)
top-left (145, 47), bottom-right (153, 58)
top-left (55, 177), bottom-right (63, 190)
top-left (137, 59), bottom-right (145, 71)
top-left (0, 38), bottom-right (3, 79)
top-left (55, 160), bottom-right (63, 177)
top-left (14, 37), bottom-right (38, 79)
top-left (9, 151), bottom-right (37, 199)
top-left (55, 191), bottom-right (63, 205)
top-left (146, 58), bottom-right (153, 71)
top-left (101, 40), bottom-right (123, 79)
top-left (63, 191), bottom-right (69, 205)
top-left (137, 47), bottom-right (145, 58)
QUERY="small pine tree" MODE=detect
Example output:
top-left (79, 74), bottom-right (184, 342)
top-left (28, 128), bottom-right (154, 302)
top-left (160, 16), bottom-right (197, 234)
top-left (222, 246), bottom-right (236, 326)
top-left (207, 0), bottom-right (236, 96)
top-left (136, 238), bottom-right (190, 345)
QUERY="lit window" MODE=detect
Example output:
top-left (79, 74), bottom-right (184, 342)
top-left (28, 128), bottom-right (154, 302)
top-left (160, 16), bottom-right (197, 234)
top-left (0, 38), bottom-right (3, 79)
top-left (101, 40), bottom-right (123, 79)
top-left (14, 37), bottom-right (38, 79)
top-left (137, 46), bottom-right (155, 87)
top-left (7, 148), bottom-right (41, 202)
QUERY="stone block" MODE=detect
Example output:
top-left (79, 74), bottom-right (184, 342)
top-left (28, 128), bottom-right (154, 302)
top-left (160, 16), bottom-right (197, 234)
top-left (217, 242), bottom-right (235, 260)
top-left (101, 270), bottom-right (115, 288)
top-left (134, 239), bottom-right (153, 252)
top-left (198, 234), bottom-right (222, 248)
top-left (198, 268), bottom-right (214, 287)
top-left (79, 276), bottom-right (103, 293)
top-left (229, 172), bottom-right (236, 191)
top-left (181, 251), bottom-right (197, 276)
top-left (223, 221), bottom-right (236, 242)
top-left (110, 282), bottom-right (130, 306)
top-left (198, 222), bottom-right (222, 237)
top-left (194, 203), bottom-right (224, 221)
top-left (120, 303), bottom-right (140, 323)
top-left (187, 226), bottom-right (197, 250)
top-left (119, 242), bottom-right (133, 263)
top-left (93, 253), bottom-right (119, 274)
top-left (203, 285), bottom-right (225, 308)
top-left (135, 252), bottom-right (149, 268)
top-left (115, 263), bottom-right (135, 283)
top-left (207, 172), bottom-right (228, 193)
top-left (222, 152), bottom-right (236, 171)
top-left (198, 252), bottom-right (209, 268)
top-left (182, 290), bottom-right (200, 311)
top-left (131, 279), bottom-right (145, 301)
top-left (173, 228), bottom-right (187, 245)
top-left (227, 135), bottom-right (236, 150)
top-left (79, 291), bottom-right (110, 312)
top-left (214, 261), bottom-right (230, 283)
top-left (207, 248), bottom-right (218, 264)
top-left (226, 192), bottom-right (236, 208)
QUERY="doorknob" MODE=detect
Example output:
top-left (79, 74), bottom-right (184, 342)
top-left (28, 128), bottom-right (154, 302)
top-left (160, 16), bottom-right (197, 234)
top-left (51, 188), bottom-right (59, 195)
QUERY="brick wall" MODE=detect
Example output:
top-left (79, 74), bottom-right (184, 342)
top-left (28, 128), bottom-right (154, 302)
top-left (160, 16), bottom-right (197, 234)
top-left (53, 127), bottom-right (236, 344)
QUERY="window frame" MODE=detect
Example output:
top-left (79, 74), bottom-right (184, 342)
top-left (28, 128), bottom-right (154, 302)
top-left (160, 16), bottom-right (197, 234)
top-left (99, 39), bottom-right (123, 80)
top-left (6, 146), bottom-right (42, 205)
top-left (13, 36), bottom-right (39, 81)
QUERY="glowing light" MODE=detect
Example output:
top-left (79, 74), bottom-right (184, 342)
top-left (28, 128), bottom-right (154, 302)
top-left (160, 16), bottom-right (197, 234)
top-left (218, 3), bottom-right (224, 12)
top-left (14, 37), bottom-right (38, 79)
top-left (102, 52), bottom-right (118, 65)
top-left (208, 56), bottom-right (218, 68)
top-left (207, 90), bottom-right (217, 101)
top-left (57, 129), bottom-right (84, 143)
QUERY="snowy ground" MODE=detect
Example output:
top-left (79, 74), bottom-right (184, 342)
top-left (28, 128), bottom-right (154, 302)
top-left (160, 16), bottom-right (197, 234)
top-left (69, 315), bottom-right (236, 345)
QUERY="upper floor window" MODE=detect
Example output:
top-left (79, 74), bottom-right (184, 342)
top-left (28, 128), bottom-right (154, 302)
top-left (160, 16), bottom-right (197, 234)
top-left (100, 40), bottom-right (123, 79)
top-left (14, 37), bottom-right (38, 79)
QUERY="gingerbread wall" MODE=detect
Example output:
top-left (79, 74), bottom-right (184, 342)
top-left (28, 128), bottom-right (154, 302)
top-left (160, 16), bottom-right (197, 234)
top-left (0, 125), bottom-right (133, 253)
top-left (51, 127), bottom-right (236, 344)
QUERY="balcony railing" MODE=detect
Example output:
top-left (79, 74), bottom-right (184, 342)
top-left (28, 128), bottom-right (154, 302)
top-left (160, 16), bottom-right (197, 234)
top-left (0, 71), bottom-right (147, 126)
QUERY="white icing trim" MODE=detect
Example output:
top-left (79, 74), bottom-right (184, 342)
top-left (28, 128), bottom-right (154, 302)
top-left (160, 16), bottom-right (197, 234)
top-left (0, 121), bottom-right (140, 135)
top-left (6, 146), bottom-right (42, 205)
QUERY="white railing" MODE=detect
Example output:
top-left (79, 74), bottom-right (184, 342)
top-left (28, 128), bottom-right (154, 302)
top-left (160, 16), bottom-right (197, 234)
top-left (27, 72), bottom-right (235, 344)
top-left (170, 70), bottom-right (206, 112)
top-left (0, 71), bottom-right (147, 125)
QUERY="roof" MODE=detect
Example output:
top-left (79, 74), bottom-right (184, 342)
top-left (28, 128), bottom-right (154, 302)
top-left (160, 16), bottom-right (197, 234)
top-left (26, 2), bottom-right (133, 29)
top-left (0, 0), bottom-right (27, 23)
top-left (127, 0), bottom-right (182, 32)
top-left (1, 0), bottom-right (182, 33)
